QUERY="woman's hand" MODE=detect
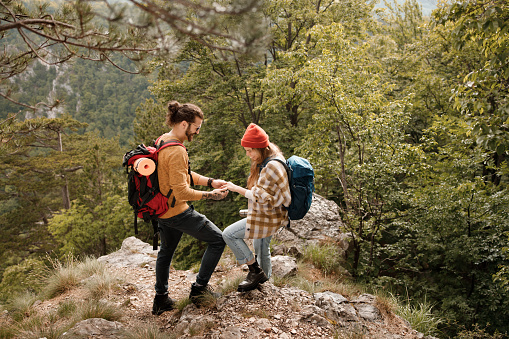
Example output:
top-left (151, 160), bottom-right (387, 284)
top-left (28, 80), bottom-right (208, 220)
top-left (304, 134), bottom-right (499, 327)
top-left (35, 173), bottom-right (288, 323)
top-left (224, 181), bottom-right (241, 193)
top-left (224, 182), bottom-right (250, 197)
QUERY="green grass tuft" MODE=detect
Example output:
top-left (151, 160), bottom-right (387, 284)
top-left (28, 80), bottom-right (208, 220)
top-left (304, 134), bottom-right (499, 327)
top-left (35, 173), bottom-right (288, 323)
top-left (392, 294), bottom-right (442, 337)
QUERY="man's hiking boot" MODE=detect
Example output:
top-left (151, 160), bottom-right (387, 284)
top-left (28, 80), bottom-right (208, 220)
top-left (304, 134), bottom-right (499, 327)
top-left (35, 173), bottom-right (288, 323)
top-left (152, 294), bottom-right (175, 315)
top-left (237, 261), bottom-right (268, 292)
top-left (189, 282), bottom-right (220, 307)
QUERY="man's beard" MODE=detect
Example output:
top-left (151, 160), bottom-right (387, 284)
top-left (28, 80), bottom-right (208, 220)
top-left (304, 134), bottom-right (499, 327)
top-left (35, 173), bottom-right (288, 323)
top-left (186, 125), bottom-right (197, 141)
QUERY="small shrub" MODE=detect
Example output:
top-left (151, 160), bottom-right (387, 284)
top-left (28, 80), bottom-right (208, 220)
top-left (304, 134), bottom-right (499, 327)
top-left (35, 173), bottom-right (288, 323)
top-left (42, 255), bottom-right (81, 299)
top-left (0, 258), bottom-right (47, 301)
top-left (0, 316), bottom-right (17, 339)
top-left (302, 243), bottom-right (343, 276)
top-left (14, 312), bottom-right (69, 339)
top-left (6, 291), bottom-right (38, 321)
top-left (78, 256), bottom-right (107, 277)
top-left (394, 295), bottom-right (443, 337)
top-left (272, 273), bottom-right (292, 288)
top-left (374, 294), bottom-right (397, 319)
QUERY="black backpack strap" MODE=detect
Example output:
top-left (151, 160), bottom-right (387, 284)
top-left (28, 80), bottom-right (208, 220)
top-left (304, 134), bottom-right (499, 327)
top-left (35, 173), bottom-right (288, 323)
top-left (133, 211), bottom-right (138, 235)
top-left (138, 178), bottom-right (157, 209)
top-left (260, 157), bottom-right (291, 180)
top-left (189, 163), bottom-right (194, 186)
top-left (151, 219), bottom-right (159, 250)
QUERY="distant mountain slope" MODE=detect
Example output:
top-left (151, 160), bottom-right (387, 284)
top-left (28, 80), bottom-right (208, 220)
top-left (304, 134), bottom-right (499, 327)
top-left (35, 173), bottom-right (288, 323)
top-left (0, 57), bottom-right (153, 147)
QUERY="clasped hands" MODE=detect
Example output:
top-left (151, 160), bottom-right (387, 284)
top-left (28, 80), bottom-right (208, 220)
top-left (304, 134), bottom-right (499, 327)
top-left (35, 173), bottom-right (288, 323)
top-left (208, 180), bottom-right (243, 200)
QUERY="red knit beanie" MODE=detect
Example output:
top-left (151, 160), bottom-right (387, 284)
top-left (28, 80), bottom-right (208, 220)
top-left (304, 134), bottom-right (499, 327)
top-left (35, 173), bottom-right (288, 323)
top-left (241, 123), bottom-right (269, 148)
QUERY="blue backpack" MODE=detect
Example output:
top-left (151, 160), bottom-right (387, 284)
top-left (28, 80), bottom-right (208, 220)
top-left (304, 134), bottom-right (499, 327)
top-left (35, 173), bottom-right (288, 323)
top-left (261, 155), bottom-right (315, 220)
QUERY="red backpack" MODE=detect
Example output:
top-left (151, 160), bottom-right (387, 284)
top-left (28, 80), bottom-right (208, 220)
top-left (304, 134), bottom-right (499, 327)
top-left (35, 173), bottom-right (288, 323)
top-left (122, 137), bottom-right (189, 249)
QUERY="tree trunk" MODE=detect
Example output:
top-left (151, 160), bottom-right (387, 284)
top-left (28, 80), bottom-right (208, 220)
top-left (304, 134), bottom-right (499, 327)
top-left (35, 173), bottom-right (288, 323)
top-left (58, 130), bottom-right (71, 209)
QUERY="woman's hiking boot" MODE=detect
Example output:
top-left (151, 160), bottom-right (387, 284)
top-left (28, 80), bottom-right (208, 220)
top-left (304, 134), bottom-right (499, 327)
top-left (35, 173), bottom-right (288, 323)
top-left (189, 282), bottom-right (220, 307)
top-left (152, 293), bottom-right (175, 315)
top-left (237, 261), bottom-right (268, 292)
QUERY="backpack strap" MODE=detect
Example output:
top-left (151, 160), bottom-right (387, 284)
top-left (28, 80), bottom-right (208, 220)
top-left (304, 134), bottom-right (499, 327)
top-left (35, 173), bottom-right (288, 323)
top-left (260, 157), bottom-right (291, 181)
top-left (151, 219), bottom-right (159, 250)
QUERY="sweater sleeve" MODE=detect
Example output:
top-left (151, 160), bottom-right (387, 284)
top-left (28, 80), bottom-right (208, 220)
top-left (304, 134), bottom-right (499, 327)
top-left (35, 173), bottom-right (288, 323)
top-left (158, 146), bottom-right (203, 202)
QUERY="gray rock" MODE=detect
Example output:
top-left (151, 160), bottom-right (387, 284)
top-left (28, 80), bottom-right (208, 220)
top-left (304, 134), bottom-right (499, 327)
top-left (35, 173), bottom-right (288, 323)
top-left (351, 293), bottom-right (382, 322)
top-left (98, 236), bottom-right (157, 268)
top-left (273, 194), bottom-right (348, 255)
top-left (220, 326), bottom-right (259, 339)
top-left (61, 318), bottom-right (125, 338)
top-left (354, 303), bottom-right (382, 322)
top-left (300, 305), bottom-right (331, 327)
top-left (314, 291), bottom-right (358, 322)
top-left (271, 255), bottom-right (298, 278)
top-left (253, 317), bottom-right (272, 331)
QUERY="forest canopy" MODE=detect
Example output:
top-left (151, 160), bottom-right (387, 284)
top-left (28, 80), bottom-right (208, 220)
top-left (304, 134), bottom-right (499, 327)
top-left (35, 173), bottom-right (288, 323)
top-left (0, 0), bottom-right (508, 337)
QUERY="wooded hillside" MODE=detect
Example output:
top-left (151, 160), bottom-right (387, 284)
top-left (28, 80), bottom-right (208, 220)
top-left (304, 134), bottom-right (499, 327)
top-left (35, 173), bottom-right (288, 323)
top-left (0, 0), bottom-right (508, 337)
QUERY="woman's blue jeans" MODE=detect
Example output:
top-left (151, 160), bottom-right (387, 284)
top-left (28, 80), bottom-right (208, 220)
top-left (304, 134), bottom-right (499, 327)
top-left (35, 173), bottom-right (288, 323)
top-left (155, 205), bottom-right (225, 295)
top-left (222, 218), bottom-right (273, 278)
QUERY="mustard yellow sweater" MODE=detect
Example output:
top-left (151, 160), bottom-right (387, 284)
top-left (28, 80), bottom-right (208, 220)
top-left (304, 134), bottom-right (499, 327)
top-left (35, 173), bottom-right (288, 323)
top-left (157, 134), bottom-right (204, 219)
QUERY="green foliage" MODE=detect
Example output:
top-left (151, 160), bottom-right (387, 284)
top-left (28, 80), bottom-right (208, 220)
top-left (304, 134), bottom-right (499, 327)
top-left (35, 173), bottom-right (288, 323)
top-left (77, 299), bottom-right (124, 322)
top-left (0, 258), bottom-right (46, 301)
top-left (433, 0), bottom-right (509, 155)
top-left (48, 192), bottom-right (133, 257)
top-left (456, 324), bottom-right (508, 339)
top-left (0, 114), bottom-right (133, 276)
top-left (0, 0), bottom-right (508, 337)
top-left (493, 231), bottom-right (509, 291)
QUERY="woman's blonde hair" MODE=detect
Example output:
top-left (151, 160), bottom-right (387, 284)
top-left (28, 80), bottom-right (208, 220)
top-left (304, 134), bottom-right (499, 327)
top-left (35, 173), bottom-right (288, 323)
top-left (247, 142), bottom-right (283, 189)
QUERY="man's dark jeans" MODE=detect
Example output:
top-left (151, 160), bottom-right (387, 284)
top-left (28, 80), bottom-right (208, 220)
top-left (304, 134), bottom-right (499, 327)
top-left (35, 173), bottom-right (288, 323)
top-left (155, 205), bottom-right (225, 294)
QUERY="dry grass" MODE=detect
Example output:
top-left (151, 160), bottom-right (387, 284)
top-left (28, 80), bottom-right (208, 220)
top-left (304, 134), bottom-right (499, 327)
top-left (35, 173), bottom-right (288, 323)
top-left (126, 323), bottom-right (177, 339)
top-left (219, 274), bottom-right (244, 295)
top-left (0, 256), bottom-right (125, 339)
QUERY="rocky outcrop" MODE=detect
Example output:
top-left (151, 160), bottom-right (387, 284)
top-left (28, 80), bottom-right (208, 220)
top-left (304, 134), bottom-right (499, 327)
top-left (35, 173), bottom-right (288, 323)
top-left (272, 193), bottom-right (352, 258)
top-left (62, 194), bottom-right (436, 338)
top-left (88, 234), bottom-right (435, 339)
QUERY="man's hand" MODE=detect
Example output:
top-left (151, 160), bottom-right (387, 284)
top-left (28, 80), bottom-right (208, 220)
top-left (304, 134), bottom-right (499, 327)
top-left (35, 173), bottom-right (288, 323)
top-left (211, 179), bottom-right (227, 189)
top-left (202, 187), bottom-right (228, 200)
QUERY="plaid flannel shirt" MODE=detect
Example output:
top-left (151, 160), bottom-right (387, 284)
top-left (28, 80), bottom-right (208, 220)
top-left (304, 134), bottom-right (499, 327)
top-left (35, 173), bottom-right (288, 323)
top-left (245, 156), bottom-right (291, 239)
